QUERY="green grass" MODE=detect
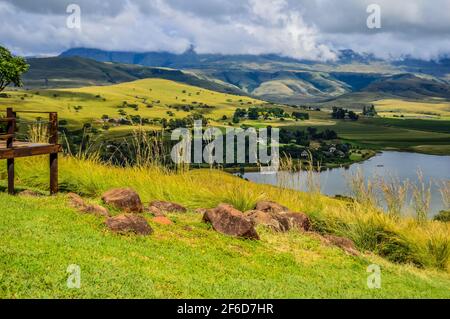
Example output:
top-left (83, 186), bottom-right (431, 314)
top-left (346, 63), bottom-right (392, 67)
top-left (284, 112), bottom-right (450, 155)
top-left (1, 156), bottom-right (450, 298)
top-left (1, 193), bottom-right (450, 298)
top-left (374, 99), bottom-right (450, 119)
top-left (2, 79), bottom-right (450, 155)
top-left (0, 78), bottom-right (263, 129)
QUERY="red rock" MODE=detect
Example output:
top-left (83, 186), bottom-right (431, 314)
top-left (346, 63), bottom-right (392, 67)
top-left (323, 234), bottom-right (359, 256)
top-left (67, 193), bottom-right (110, 217)
top-left (149, 201), bottom-right (187, 213)
top-left (102, 188), bottom-right (143, 213)
top-left (68, 192), bottom-right (85, 208)
top-left (203, 204), bottom-right (259, 240)
top-left (146, 205), bottom-right (165, 217)
top-left (245, 210), bottom-right (288, 232)
top-left (82, 204), bottom-right (110, 217)
top-left (255, 201), bottom-right (290, 214)
top-left (105, 214), bottom-right (152, 235)
top-left (152, 216), bottom-right (173, 225)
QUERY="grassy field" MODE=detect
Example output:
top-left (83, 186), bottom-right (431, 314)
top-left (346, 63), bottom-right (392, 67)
top-left (0, 78), bottom-right (263, 128)
top-left (282, 111), bottom-right (450, 155)
top-left (374, 99), bottom-right (450, 119)
top-left (1, 80), bottom-right (450, 155)
top-left (0, 156), bottom-right (449, 298)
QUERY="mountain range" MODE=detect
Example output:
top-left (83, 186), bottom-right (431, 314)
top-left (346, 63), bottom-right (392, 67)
top-left (21, 47), bottom-right (450, 106)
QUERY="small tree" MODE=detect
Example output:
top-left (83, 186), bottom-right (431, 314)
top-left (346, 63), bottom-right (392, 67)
top-left (0, 46), bottom-right (29, 92)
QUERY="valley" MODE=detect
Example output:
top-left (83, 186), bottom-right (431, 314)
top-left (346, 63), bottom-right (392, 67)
top-left (2, 0), bottom-right (450, 302)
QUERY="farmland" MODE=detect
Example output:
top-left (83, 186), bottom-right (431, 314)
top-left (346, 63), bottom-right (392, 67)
top-left (1, 79), bottom-right (450, 155)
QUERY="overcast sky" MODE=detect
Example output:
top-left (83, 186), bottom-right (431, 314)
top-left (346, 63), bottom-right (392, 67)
top-left (1, 0), bottom-right (450, 61)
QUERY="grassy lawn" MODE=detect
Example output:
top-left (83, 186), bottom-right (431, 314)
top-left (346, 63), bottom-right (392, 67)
top-left (1, 193), bottom-right (450, 298)
top-left (0, 156), bottom-right (449, 298)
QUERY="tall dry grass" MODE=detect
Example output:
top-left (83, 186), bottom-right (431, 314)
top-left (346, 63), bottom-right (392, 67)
top-left (5, 123), bottom-right (450, 272)
top-left (345, 168), bottom-right (378, 209)
top-left (4, 154), bottom-right (449, 271)
top-left (27, 122), bottom-right (49, 144)
top-left (438, 180), bottom-right (450, 211)
top-left (411, 169), bottom-right (432, 223)
top-left (378, 175), bottom-right (410, 219)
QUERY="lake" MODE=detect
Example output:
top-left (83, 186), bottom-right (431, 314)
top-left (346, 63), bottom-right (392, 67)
top-left (241, 151), bottom-right (450, 216)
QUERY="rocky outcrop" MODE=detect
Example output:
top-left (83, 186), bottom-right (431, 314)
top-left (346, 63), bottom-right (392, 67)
top-left (152, 216), bottom-right (173, 225)
top-left (146, 205), bottom-right (166, 217)
top-left (202, 204), bottom-right (259, 240)
top-left (68, 192), bottom-right (86, 209)
top-left (245, 210), bottom-right (289, 232)
top-left (105, 214), bottom-right (153, 235)
top-left (323, 234), bottom-right (359, 256)
top-left (68, 193), bottom-right (109, 217)
top-left (82, 204), bottom-right (110, 217)
top-left (195, 208), bottom-right (209, 214)
top-left (102, 188), bottom-right (143, 213)
top-left (283, 212), bottom-right (312, 232)
top-left (250, 201), bottom-right (312, 232)
top-left (149, 201), bottom-right (187, 213)
top-left (255, 201), bottom-right (290, 214)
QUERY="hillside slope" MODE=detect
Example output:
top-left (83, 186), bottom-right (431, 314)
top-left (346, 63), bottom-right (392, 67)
top-left (24, 56), bottom-right (242, 95)
top-left (1, 78), bottom-right (263, 127)
top-left (56, 49), bottom-right (450, 103)
top-left (0, 156), bottom-right (449, 298)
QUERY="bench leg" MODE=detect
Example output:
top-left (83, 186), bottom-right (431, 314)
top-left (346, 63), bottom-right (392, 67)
top-left (7, 158), bottom-right (14, 195)
top-left (50, 153), bottom-right (58, 195)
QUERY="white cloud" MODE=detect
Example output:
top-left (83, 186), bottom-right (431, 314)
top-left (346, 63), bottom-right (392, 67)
top-left (0, 0), bottom-right (449, 60)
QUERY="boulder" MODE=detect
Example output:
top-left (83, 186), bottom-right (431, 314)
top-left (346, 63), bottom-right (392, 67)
top-left (105, 214), bottom-right (153, 235)
top-left (67, 193), bottom-right (109, 217)
top-left (203, 204), bottom-right (259, 240)
top-left (82, 204), bottom-right (110, 217)
top-left (152, 216), bottom-right (173, 225)
top-left (68, 192), bottom-right (86, 208)
top-left (282, 212), bottom-right (312, 232)
top-left (146, 205), bottom-right (165, 217)
top-left (149, 201), bottom-right (187, 213)
top-left (323, 234), bottom-right (359, 256)
top-left (255, 201), bottom-right (289, 214)
top-left (102, 188), bottom-right (143, 213)
top-left (245, 210), bottom-right (289, 232)
top-left (195, 208), bottom-right (209, 214)
top-left (18, 190), bottom-right (42, 197)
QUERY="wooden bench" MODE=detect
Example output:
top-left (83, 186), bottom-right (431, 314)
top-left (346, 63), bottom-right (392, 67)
top-left (0, 108), bottom-right (62, 194)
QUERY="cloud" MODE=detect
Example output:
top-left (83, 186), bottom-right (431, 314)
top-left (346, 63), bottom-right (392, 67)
top-left (0, 0), bottom-right (449, 60)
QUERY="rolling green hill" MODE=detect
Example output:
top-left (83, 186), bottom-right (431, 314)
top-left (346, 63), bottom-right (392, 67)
top-left (0, 156), bottom-right (449, 298)
top-left (0, 78), bottom-right (264, 130)
top-left (27, 51), bottom-right (450, 106)
top-left (23, 56), bottom-right (242, 95)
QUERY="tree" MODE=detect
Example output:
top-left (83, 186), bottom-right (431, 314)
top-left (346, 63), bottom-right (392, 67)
top-left (348, 111), bottom-right (359, 121)
top-left (247, 108), bottom-right (259, 120)
top-left (292, 112), bottom-right (309, 120)
top-left (0, 46), bottom-right (29, 92)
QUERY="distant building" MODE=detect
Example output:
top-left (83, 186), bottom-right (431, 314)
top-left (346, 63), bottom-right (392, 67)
top-left (336, 150), bottom-right (346, 158)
